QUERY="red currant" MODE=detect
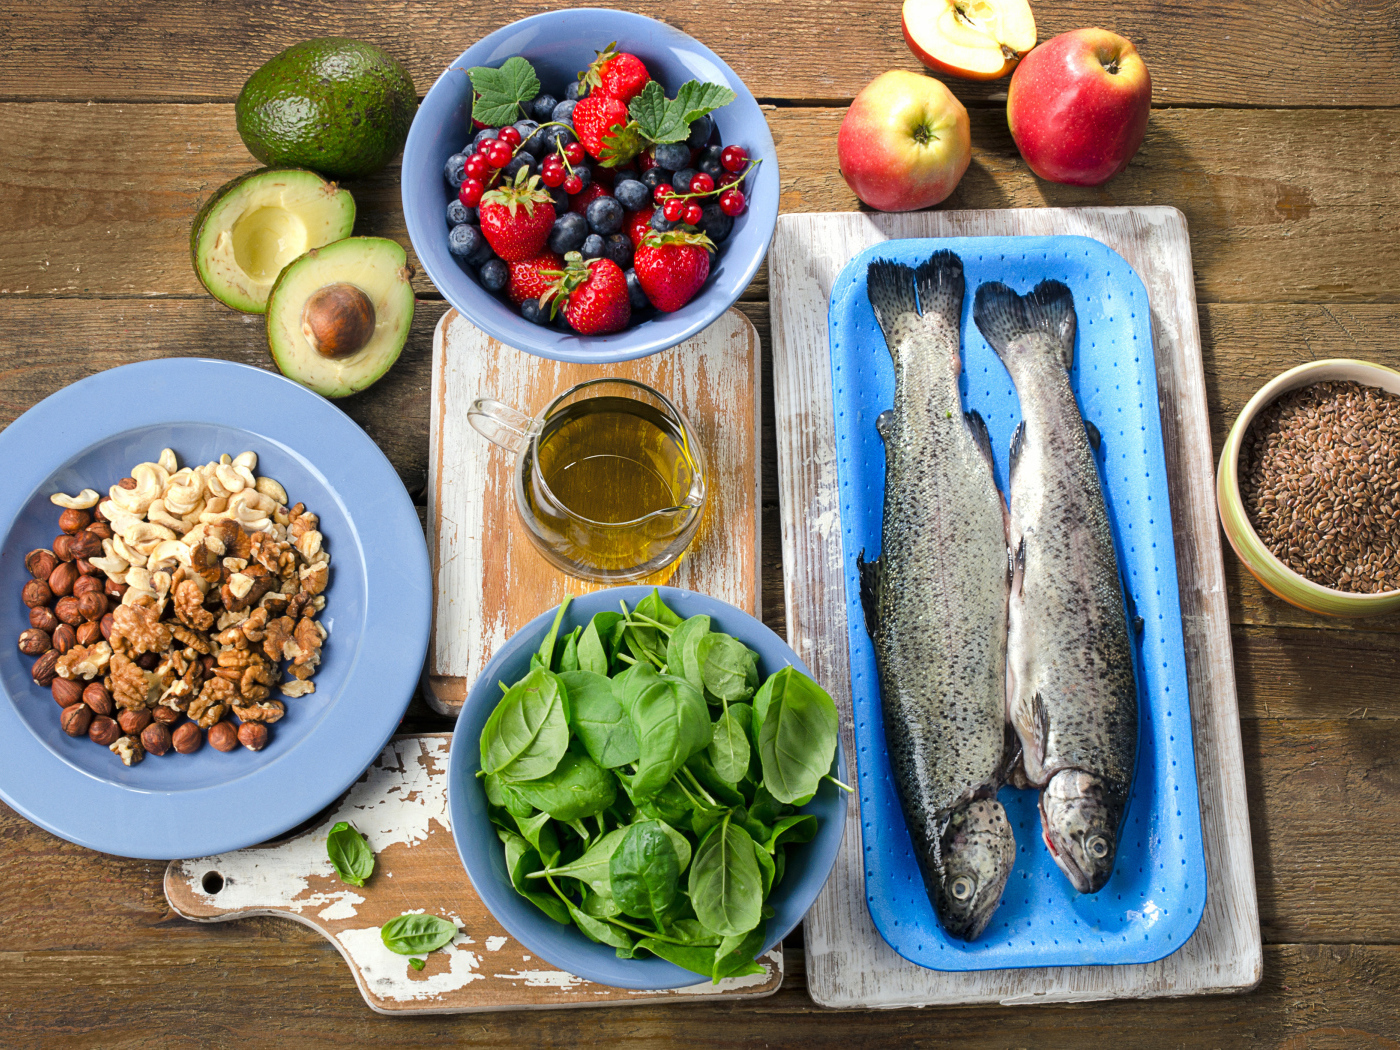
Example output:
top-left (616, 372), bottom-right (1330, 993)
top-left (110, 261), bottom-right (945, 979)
top-left (563, 173), bottom-right (583, 194)
top-left (541, 165), bottom-right (566, 188)
top-left (563, 141), bottom-right (585, 165)
top-left (721, 145), bottom-right (748, 174)
top-left (464, 154), bottom-right (489, 180)
top-left (684, 202), bottom-right (704, 225)
top-left (497, 126), bottom-right (522, 147)
top-left (689, 172), bottom-right (715, 195)
top-left (663, 198), bottom-right (685, 222)
top-left (485, 144), bottom-right (509, 168)
top-left (719, 189), bottom-right (746, 216)
top-left (654, 184), bottom-right (673, 203)
top-left (459, 178), bottom-right (485, 207)
top-left (717, 172), bottom-right (741, 189)
top-left (474, 136), bottom-right (494, 155)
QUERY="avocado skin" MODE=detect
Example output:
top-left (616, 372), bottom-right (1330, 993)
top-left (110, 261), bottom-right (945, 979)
top-left (236, 38), bottom-right (417, 179)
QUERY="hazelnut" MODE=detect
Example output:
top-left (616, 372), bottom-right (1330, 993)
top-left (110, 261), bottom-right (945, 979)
top-left (30, 606), bottom-right (59, 632)
top-left (99, 613), bottom-right (115, 641)
top-left (83, 682), bottom-right (114, 716)
top-left (87, 716), bottom-right (120, 746)
top-left (48, 561), bottom-right (79, 598)
top-left (77, 591), bottom-right (107, 623)
top-left (93, 503), bottom-right (108, 523)
top-left (86, 521), bottom-right (114, 541)
top-left (17, 628), bottom-right (52, 656)
top-left (31, 650), bottom-right (59, 687)
top-left (60, 703), bottom-right (93, 737)
top-left (208, 721), bottom-right (238, 752)
top-left (58, 508), bottom-right (91, 534)
top-left (55, 596), bottom-right (82, 626)
top-left (75, 621), bottom-right (104, 646)
top-left (25, 548), bottom-right (58, 580)
top-left (51, 623), bottom-right (76, 654)
top-left (22, 579), bottom-right (53, 608)
top-left (72, 574), bottom-right (103, 598)
top-left (52, 534), bottom-right (75, 562)
top-left (136, 651), bottom-right (160, 671)
top-left (117, 477), bottom-right (137, 490)
top-left (105, 577), bottom-right (127, 600)
top-left (237, 722), bottom-right (270, 751)
top-left (141, 722), bottom-right (172, 756)
top-left (51, 677), bottom-right (83, 707)
top-left (69, 530), bottom-right (103, 560)
top-left (172, 722), bottom-right (203, 754)
top-left (75, 558), bottom-right (96, 576)
top-left (201, 654), bottom-right (217, 675)
top-left (118, 709), bottom-right (152, 735)
top-left (151, 705), bottom-right (180, 726)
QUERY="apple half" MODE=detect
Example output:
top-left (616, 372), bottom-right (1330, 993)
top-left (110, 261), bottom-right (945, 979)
top-left (903, 0), bottom-right (1037, 81)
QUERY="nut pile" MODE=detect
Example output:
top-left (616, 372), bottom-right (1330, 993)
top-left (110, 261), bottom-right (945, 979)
top-left (1239, 380), bottom-right (1400, 594)
top-left (17, 449), bottom-right (330, 764)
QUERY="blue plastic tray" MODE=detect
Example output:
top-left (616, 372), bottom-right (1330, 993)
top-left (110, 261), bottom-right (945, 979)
top-left (829, 236), bottom-right (1205, 971)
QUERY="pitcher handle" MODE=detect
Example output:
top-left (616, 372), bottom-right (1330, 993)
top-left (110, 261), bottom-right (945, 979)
top-left (467, 397), bottom-right (539, 455)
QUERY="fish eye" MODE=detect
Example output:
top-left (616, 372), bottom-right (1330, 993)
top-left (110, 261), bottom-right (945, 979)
top-left (1087, 836), bottom-right (1109, 859)
top-left (951, 876), bottom-right (975, 901)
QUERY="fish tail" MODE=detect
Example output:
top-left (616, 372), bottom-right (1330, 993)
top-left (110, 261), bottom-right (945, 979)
top-left (866, 259), bottom-right (920, 349)
top-left (973, 279), bottom-right (1077, 369)
top-left (914, 249), bottom-right (965, 325)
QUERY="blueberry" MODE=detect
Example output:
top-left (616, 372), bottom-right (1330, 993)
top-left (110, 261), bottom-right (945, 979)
top-left (586, 195), bottom-right (625, 235)
top-left (564, 80), bottom-right (588, 101)
top-left (642, 167), bottom-right (669, 191)
top-left (472, 128), bottom-right (499, 151)
top-left (541, 125), bottom-right (577, 154)
top-left (701, 144), bottom-right (724, 167)
top-left (530, 94), bottom-right (558, 123)
top-left (697, 201), bottom-right (734, 244)
top-left (553, 307), bottom-right (573, 331)
top-left (548, 212), bottom-right (588, 254)
top-left (650, 207), bottom-right (677, 233)
top-left (480, 257), bottom-right (510, 293)
top-left (548, 186), bottom-right (570, 213)
top-left (698, 156), bottom-right (723, 179)
top-left (672, 168), bottom-right (699, 193)
top-left (551, 99), bottom-right (577, 125)
top-left (581, 234), bottom-right (606, 260)
top-left (603, 233), bottom-right (633, 268)
top-left (448, 223), bottom-right (484, 258)
top-left (570, 164), bottom-right (592, 193)
top-left (513, 120), bottom-right (545, 157)
top-left (653, 142), bottom-right (691, 171)
top-left (444, 152), bottom-right (469, 188)
top-left (521, 298), bottom-right (548, 325)
top-left (503, 154), bottom-right (535, 181)
top-left (446, 200), bottom-right (473, 226)
top-left (687, 114), bottom-right (713, 149)
top-left (613, 178), bottom-right (651, 212)
top-left (625, 268), bottom-right (650, 310)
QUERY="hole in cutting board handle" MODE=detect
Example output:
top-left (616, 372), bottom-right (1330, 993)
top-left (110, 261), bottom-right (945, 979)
top-left (202, 871), bottom-right (225, 894)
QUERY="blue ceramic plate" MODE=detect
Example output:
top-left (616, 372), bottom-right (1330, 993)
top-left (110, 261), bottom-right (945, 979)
top-left (401, 9), bottom-right (779, 363)
top-left (448, 586), bottom-right (848, 990)
top-left (0, 359), bottom-right (430, 859)
top-left (829, 237), bottom-right (1206, 970)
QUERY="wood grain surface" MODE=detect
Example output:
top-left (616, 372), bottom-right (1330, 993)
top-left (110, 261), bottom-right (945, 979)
top-left (2, 0), bottom-right (1399, 1043)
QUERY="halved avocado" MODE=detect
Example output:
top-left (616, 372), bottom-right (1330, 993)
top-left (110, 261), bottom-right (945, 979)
top-left (266, 237), bottom-right (415, 398)
top-left (191, 168), bottom-right (355, 314)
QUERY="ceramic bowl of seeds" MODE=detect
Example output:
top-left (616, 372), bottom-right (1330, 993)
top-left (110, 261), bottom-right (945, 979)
top-left (1217, 358), bottom-right (1400, 616)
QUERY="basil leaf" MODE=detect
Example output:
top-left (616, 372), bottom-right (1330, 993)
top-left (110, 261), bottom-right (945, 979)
top-left (713, 924), bottom-right (766, 983)
top-left (688, 815), bottom-right (763, 938)
top-left (532, 827), bottom-right (625, 898)
top-left (510, 751), bottom-right (617, 821)
top-left (499, 828), bottom-right (572, 925)
top-left (764, 814), bottom-right (819, 853)
top-left (380, 913), bottom-right (457, 956)
top-left (635, 937), bottom-right (719, 980)
top-left (479, 666), bottom-right (570, 783)
top-left (409, 957), bottom-right (426, 971)
top-left (326, 821), bottom-right (374, 887)
top-left (697, 633), bottom-right (756, 704)
top-left (758, 668), bottom-right (839, 805)
top-left (561, 669), bottom-right (638, 768)
top-left (468, 56), bottom-right (541, 128)
top-left (708, 705), bottom-right (751, 783)
top-left (665, 615), bottom-right (710, 695)
top-left (578, 612), bottom-right (622, 675)
top-left (629, 677), bottom-right (712, 799)
top-left (609, 821), bottom-right (680, 927)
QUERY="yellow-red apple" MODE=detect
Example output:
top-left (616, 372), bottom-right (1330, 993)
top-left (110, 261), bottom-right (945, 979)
top-left (903, 0), bottom-right (1037, 81)
top-left (1007, 27), bottom-right (1151, 186)
top-left (838, 70), bottom-right (972, 212)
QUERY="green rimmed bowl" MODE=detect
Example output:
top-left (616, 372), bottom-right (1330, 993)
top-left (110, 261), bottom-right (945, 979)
top-left (1217, 357), bottom-right (1400, 617)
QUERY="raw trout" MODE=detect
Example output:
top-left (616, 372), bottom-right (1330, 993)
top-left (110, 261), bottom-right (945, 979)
top-left (859, 252), bottom-right (1014, 941)
top-left (972, 279), bottom-right (1139, 894)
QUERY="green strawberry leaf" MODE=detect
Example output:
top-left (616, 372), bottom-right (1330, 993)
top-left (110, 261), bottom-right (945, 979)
top-left (599, 120), bottom-right (646, 167)
top-left (469, 56), bottom-right (541, 127)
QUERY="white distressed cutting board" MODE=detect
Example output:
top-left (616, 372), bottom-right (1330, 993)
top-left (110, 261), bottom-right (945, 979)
top-left (769, 208), bottom-right (1261, 1008)
top-left (424, 307), bottom-right (762, 715)
top-left (165, 733), bottom-right (782, 1014)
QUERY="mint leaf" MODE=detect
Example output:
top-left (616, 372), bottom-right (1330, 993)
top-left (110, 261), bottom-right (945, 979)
top-left (629, 79), bottom-right (738, 145)
top-left (469, 56), bottom-right (540, 127)
top-left (628, 82), bottom-right (676, 141)
top-left (673, 81), bottom-right (737, 126)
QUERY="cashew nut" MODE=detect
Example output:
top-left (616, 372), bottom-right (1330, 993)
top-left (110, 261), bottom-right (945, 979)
top-left (198, 496), bottom-right (231, 525)
top-left (98, 500), bottom-right (144, 537)
top-left (214, 463), bottom-right (247, 495)
top-left (146, 539), bottom-right (187, 573)
top-left (233, 451), bottom-right (258, 471)
top-left (121, 521), bottom-right (178, 557)
top-left (162, 468), bottom-right (205, 516)
top-left (50, 489), bottom-right (100, 510)
top-left (146, 498), bottom-right (187, 534)
top-left (109, 462), bottom-right (168, 516)
top-left (157, 448), bottom-right (179, 474)
top-left (227, 573), bottom-right (254, 601)
top-left (255, 476), bottom-right (288, 505)
top-left (111, 533), bottom-right (147, 569)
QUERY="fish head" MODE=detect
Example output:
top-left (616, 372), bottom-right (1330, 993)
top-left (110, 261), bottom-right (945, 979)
top-left (1039, 769), bottom-right (1123, 893)
top-left (933, 798), bottom-right (1015, 941)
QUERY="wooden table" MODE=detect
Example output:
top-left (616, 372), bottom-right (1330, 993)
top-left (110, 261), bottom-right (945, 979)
top-left (2, 2), bottom-right (1397, 1045)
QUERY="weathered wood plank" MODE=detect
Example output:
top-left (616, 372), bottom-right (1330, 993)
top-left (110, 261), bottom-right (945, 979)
top-left (0, 0), bottom-right (1395, 108)
top-left (3, 105), bottom-right (1399, 305)
top-left (1234, 627), bottom-right (1400, 719)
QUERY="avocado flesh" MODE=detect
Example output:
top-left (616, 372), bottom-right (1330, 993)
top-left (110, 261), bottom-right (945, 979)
top-left (236, 37), bottom-right (417, 179)
top-left (192, 168), bottom-right (355, 314)
top-left (267, 237), bottom-right (415, 399)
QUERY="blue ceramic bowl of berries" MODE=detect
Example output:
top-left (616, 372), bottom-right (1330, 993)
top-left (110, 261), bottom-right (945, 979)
top-left (402, 9), bottom-right (779, 363)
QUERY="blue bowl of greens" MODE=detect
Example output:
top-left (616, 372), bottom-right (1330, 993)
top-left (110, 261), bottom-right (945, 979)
top-left (448, 586), bottom-right (848, 990)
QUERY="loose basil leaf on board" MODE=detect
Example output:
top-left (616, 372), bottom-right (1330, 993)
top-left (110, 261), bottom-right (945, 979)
top-left (408, 957), bottom-right (426, 971)
top-left (713, 924), bottom-right (767, 983)
top-left (326, 821), bottom-right (374, 887)
top-left (628, 677), bottom-right (712, 799)
top-left (560, 669), bottom-right (639, 768)
top-left (558, 627), bottom-right (582, 673)
top-left (665, 614), bottom-right (710, 694)
top-left (697, 633), bottom-right (756, 704)
top-left (689, 815), bottom-right (763, 938)
top-left (758, 668), bottom-right (840, 805)
top-left (635, 938), bottom-right (720, 981)
top-left (510, 751), bottom-right (617, 821)
top-left (708, 705), bottom-right (751, 784)
top-left (500, 828), bottom-right (572, 924)
top-left (480, 666), bottom-right (570, 783)
top-left (609, 821), bottom-right (680, 928)
top-left (380, 913), bottom-right (458, 956)
top-left (578, 612), bottom-right (623, 676)
top-left (532, 827), bottom-right (625, 898)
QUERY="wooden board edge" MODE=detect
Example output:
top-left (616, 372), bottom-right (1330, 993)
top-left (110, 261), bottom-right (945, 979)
top-left (424, 308), bottom-right (461, 717)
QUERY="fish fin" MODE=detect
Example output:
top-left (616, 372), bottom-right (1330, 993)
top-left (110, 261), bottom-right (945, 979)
top-left (973, 279), bottom-right (1077, 369)
top-left (866, 259), bottom-right (919, 349)
top-left (1011, 535), bottom-right (1026, 596)
top-left (914, 250), bottom-right (965, 325)
top-left (875, 409), bottom-right (894, 442)
top-left (1008, 420), bottom-right (1025, 478)
top-left (1085, 419), bottom-right (1102, 452)
top-left (998, 724), bottom-right (1028, 789)
top-left (964, 409), bottom-right (996, 474)
top-left (1123, 574), bottom-right (1145, 634)
top-left (1028, 691), bottom-right (1049, 769)
top-left (857, 550), bottom-right (881, 639)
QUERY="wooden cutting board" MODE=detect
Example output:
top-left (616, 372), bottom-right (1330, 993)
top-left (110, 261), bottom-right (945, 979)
top-left (769, 208), bottom-right (1261, 1008)
top-left (165, 733), bottom-right (783, 1014)
top-left (423, 307), bottom-right (761, 716)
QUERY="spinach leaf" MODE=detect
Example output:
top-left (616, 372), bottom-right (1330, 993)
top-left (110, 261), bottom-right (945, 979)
top-left (514, 809), bottom-right (560, 862)
top-left (566, 897), bottom-right (635, 951)
top-left (535, 596), bottom-right (573, 670)
top-left (613, 660), bottom-right (660, 716)
top-left (764, 814), bottom-right (819, 853)
top-left (624, 589), bottom-right (683, 667)
top-left (480, 666), bottom-right (570, 783)
top-left (638, 588), bottom-right (682, 628)
top-left (561, 669), bottom-right (639, 768)
top-left (697, 633), bottom-right (757, 704)
top-left (510, 751), bottom-right (617, 821)
top-left (688, 815), bottom-right (763, 938)
top-left (665, 615), bottom-right (710, 694)
top-left (752, 835), bottom-right (776, 896)
top-left (380, 913), bottom-right (457, 956)
top-left (635, 938), bottom-right (720, 981)
top-left (656, 819), bottom-right (693, 874)
top-left (685, 750), bottom-right (746, 808)
top-left (532, 827), bottom-right (624, 898)
top-left (748, 782), bottom-right (789, 827)
top-left (758, 668), bottom-right (839, 805)
top-left (629, 677), bottom-right (711, 799)
top-left (499, 828), bottom-right (571, 924)
top-left (634, 777), bottom-right (697, 830)
top-left (708, 705), bottom-right (751, 783)
top-left (609, 821), bottom-right (680, 927)
top-left (580, 887), bottom-right (622, 918)
top-left (665, 918), bottom-right (721, 946)
top-left (326, 821), bottom-right (374, 887)
top-left (409, 957), bottom-right (426, 971)
top-left (713, 924), bottom-right (767, 982)
top-left (558, 627), bottom-right (581, 673)
top-left (578, 612), bottom-right (623, 676)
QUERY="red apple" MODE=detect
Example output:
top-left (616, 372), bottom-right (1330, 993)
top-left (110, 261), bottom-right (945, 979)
top-left (838, 70), bottom-right (972, 212)
top-left (1007, 28), bottom-right (1151, 186)
top-left (903, 0), bottom-right (1037, 81)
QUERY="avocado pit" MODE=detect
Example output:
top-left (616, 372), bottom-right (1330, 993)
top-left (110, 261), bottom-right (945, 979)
top-left (302, 282), bottom-right (377, 358)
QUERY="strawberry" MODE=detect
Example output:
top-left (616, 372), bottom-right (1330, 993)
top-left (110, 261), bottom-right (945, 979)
top-left (626, 209), bottom-right (654, 247)
top-left (581, 43), bottom-right (651, 103)
top-left (541, 252), bottom-right (631, 335)
top-left (507, 250), bottom-right (563, 306)
top-left (634, 230), bottom-right (714, 313)
top-left (570, 183), bottom-right (611, 215)
top-left (572, 93), bottom-right (635, 162)
top-left (477, 168), bottom-right (556, 262)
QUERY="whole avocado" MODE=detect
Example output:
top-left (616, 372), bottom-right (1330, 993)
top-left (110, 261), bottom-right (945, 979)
top-left (236, 38), bottom-right (416, 179)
